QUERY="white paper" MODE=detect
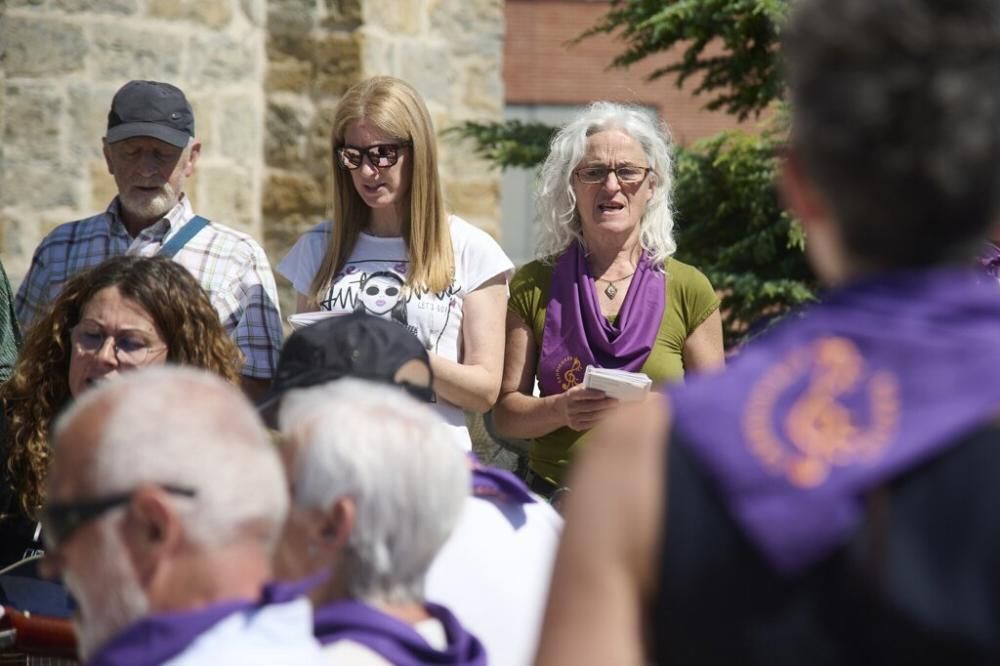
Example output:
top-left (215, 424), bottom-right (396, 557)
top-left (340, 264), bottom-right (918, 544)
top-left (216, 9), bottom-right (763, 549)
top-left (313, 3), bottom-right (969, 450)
top-left (583, 365), bottom-right (652, 402)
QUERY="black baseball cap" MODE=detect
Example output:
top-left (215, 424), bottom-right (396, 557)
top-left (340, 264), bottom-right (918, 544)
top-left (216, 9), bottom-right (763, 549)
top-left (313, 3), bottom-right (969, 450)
top-left (257, 312), bottom-right (435, 428)
top-left (106, 80), bottom-right (195, 148)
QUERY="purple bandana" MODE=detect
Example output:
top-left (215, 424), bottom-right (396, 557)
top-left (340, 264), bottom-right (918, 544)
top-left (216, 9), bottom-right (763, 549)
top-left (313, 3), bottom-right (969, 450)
top-left (469, 455), bottom-right (535, 505)
top-left (314, 599), bottom-right (486, 666)
top-left (669, 268), bottom-right (1000, 576)
top-left (537, 241), bottom-right (666, 396)
top-left (85, 583), bottom-right (300, 666)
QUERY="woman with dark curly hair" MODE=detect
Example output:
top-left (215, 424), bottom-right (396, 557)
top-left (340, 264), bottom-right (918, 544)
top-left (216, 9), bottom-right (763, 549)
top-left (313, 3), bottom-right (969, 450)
top-left (0, 255), bottom-right (243, 572)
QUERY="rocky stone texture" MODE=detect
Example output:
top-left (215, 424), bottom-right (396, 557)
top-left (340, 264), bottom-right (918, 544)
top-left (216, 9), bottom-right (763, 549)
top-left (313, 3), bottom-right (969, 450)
top-left (1, 0), bottom-right (267, 282)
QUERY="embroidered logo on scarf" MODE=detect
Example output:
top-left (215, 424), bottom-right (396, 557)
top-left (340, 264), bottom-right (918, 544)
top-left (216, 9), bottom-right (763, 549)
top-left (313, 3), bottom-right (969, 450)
top-left (554, 356), bottom-right (583, 390)
top-left (742, 337), bottom-right (901, 488)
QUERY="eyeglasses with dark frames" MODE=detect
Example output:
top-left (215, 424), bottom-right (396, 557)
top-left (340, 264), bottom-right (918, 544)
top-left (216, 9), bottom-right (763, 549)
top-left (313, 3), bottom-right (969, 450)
top-left (574, 165), bottom-right (652, 185)
top-left (41, 484), bottom-right (197, 550)
top-left (70, 324), bottom-right (167, 367)
top-left (336, 142), bottom-right (410, 170)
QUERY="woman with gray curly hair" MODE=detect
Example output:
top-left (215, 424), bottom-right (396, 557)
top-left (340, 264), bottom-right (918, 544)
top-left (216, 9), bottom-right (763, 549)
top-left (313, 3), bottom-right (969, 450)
top-left (494, 102), bottom-right (723, 494)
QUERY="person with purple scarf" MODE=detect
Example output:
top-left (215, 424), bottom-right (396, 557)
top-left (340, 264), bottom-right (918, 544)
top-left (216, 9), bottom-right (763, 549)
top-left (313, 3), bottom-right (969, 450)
top-left (494, 103), bottom-right (724, 497)
top-left (275, 379), bottom-right (487, 666)
top-left (535, 0), bottom-right (1000, 663)
top-left (39, 367), bottom-right (325, 665)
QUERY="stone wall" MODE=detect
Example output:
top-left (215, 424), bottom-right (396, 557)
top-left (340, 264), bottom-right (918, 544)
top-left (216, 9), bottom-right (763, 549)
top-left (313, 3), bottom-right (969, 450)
top-left (0, 0), bottom-right (505, 309)
top-left (0, 0), bottom-right (268, 283)
top-left (263, 0), bottom-right (505, 316)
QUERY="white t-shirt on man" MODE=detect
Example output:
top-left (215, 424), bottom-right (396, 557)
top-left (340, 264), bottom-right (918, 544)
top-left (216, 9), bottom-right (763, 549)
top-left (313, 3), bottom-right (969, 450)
top-left (278, 216), bottom-right (514, 449)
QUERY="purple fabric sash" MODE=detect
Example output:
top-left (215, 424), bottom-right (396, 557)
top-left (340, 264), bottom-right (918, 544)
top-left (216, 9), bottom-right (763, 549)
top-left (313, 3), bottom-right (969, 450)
top-left (668, 268), bottom-right (1000, 576)
top-left (469, 454), bottom-right (535, 505)
top-left (314, 599), bottom-right (486, 665)
top-left (537, 241), bottom-right (666, 396)
top-left (85, 583), bottom-right (301, 666)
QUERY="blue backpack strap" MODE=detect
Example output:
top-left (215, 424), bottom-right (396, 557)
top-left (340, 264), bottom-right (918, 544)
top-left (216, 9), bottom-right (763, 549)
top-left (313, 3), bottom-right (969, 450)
top-left (158, 215), bottom-right (209, 258)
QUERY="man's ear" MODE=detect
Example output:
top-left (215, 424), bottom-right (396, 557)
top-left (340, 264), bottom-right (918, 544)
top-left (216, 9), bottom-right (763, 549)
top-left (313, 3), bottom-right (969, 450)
top-left (126, 486), bottom-right (184, 585)
top-left (103, 139), bottom-right (115, 175)
top-left (184, 140), bottom-right (202, 177)
top-left (318, 497), bottom-right (355, 553)
top-left (778, 148), bottom-right (830, 231)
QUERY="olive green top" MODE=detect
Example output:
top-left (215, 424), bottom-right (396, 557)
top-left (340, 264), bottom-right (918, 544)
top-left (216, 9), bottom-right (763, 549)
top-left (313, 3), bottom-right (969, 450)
top-left (508, 256), bottom-right (719, 485)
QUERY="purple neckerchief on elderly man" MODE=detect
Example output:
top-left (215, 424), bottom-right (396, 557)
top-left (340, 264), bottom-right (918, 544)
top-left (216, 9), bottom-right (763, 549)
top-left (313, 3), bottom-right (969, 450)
top-left (314, 599), bottom-right (487, 666)
top-left (85, 582), bottom-right (302, 666)
top-left (668, 267), bottom-right (1000, 577)
top-left (469, 455), bottom-right (535, 505)
top-left (537, 240), bottom-right (665, 396)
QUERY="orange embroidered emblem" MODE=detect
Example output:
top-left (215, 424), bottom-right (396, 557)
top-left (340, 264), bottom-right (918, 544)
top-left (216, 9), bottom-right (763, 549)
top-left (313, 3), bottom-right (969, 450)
top-left (742, 337), bottom-right (900, 488)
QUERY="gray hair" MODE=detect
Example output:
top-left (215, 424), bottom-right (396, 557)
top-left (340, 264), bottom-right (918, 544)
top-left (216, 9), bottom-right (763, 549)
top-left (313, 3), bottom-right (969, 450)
top-left (279, 379), bottom-right (470, 605)
top-left (535, 102), bottom-right (677, 266)
top-left (785, 0), bottom-right (1000, 266)
top-left (52, 366), bottom-right (289, 551)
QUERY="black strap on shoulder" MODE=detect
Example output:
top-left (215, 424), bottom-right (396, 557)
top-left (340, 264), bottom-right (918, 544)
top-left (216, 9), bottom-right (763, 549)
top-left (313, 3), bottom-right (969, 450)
top-left (158, 215), bottom-right (209, 258)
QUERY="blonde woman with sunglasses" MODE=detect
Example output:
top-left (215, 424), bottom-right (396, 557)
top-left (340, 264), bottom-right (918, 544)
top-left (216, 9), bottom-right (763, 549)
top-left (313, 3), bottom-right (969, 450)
top-left (278, 76), bottom-right (513, 450)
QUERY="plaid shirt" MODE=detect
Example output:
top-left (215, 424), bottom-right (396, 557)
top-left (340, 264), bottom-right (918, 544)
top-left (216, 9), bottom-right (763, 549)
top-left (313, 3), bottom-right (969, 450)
top-left (15, 196), bottom-right (282, 379)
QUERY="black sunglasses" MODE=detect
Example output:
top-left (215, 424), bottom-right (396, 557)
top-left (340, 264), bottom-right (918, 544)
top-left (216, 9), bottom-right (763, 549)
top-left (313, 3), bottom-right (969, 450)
top-left (41, 484), bottom-right (197, 550)
top-left (336, 142), bottom-right (410, 170)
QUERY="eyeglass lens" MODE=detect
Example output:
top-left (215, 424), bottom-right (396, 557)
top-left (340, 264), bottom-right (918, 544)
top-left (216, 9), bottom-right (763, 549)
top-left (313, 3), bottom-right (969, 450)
top-left (576, 165), bottom-right (649, 184)
top-left (71, 325), bottom-right (157, 365)
top-left (338, 144), bottom-right (406, 170)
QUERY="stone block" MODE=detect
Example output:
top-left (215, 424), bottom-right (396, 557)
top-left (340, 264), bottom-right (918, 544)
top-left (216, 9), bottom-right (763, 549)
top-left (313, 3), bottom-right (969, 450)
top-left (217, 94), bottom-right (262, 164)
top-left (263, 169), bottom-right (326, 216)
top-left (2, 17), bottom-right (87, 77)
top-left (0, 209), bottom-right (43, 277)
top-left (461, 60), bottom-right (503, 116)
top-left (240, 0), bottom-right (267, 26)
top-left (263, 211), bottom-right (323, 258)
top-left (429, 0), bottom-right (503, 58)
top-left (267, 0), bottom-right (318, 36)
top-left (7, 0), bottom-right (47, 8)
top-left (195, 162), bottom-right (257, 231)
top-left (322, 0), bottom-right (362, 30)
top-left (363, 0), bottom-right (422, 34)
top-left (265, 54), bottom-right (312, 94)
top-left (52, 0), bottom-right (138, 13)
top-left (4, 82), bottom-right (63, 163)
top-left (396, 40), bottom-right (452, 108)
top-left (265, 96), bottom-right (313, 169)
top-left (359, 32), bottom-right (396, 76)
top-left (443, 179), bottom-right (499, 221)
top-left (313, 33), bottom-right (362, 97)
top-left (91, 27), bottom-right (182, 80)
top-left (2, 162), bottom-right (81, 209)
top-left (89, 159), bottom-right (118, 212)
top-left (148, 0), bottom-right (233, 28)
top-left (187, 33), bottom-right (259, 87)
top-left (67, 83), bottom-right (120, 161)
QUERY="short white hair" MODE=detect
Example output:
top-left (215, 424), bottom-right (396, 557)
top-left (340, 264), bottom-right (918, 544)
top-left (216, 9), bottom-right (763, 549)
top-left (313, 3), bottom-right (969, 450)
top-left (52, 366), bottom-right (289, 551)
top-left (536, 101), bottom-right (677, 267)
top-left (279, 379), bottom-right (470, 605)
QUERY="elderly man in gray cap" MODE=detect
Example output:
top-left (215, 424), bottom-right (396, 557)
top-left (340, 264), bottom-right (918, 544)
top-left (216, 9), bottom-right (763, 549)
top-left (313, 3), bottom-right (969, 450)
top-left (15, 80), bottom-right (282, 398)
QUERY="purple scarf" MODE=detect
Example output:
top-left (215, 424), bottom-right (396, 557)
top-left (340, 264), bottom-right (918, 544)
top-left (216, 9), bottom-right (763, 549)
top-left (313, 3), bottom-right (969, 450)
top-left (537, 241), bottom-right (666, 396)
top-left (314, 599), bottom-right (486, 666)
top-left (85, 582), bottom-right (305, 666)
top-left (469, 455), bottom-right (535, 504)
top-left (669, 268), bottom-right (1000, 576)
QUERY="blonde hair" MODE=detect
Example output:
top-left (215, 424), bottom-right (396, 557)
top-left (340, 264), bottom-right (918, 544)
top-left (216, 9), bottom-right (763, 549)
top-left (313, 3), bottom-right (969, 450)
top-left (311, 76), bottom-right (454, 301)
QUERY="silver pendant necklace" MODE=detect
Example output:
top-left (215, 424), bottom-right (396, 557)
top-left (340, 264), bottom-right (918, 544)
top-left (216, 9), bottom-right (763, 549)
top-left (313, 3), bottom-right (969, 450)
top-left (597, 271), bottom-right (635, 299)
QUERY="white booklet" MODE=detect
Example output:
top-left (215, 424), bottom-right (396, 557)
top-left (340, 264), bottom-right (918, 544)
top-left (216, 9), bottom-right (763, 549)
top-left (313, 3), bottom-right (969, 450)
top-left (287, 310), bottom-right (348, 331)
top-left (583, 365), bottom-right (652, 402)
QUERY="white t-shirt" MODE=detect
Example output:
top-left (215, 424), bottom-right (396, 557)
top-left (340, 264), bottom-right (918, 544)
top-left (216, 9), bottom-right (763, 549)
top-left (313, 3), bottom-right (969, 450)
top-left (279, 216), bottom-right (514, 449)
top-left (425, 495), bottom-right (563, 666)
top-left (321, 618), bottom-right (447, 665)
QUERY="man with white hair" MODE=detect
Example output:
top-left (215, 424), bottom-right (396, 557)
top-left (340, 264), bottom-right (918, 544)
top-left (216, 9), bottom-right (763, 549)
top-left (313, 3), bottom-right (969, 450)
top-left (40, 367), bottom-right (325, 665)
top-left (277, 378), bottom-right (487, 665)
top-left (15, 80), bottom-right (283, 398)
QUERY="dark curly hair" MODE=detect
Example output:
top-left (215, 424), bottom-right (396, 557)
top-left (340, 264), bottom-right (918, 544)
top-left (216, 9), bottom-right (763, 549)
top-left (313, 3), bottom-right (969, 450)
top-left (1, 255), bottom-right (243, 518)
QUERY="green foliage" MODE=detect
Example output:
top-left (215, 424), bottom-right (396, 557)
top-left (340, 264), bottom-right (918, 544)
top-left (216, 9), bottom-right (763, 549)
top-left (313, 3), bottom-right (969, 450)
top-left (443, 121), bottom-right (557, 169)
top-left (671, 128), bottom-right (815, 345)
top-left (579, 0), bottom-right (788, 120)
